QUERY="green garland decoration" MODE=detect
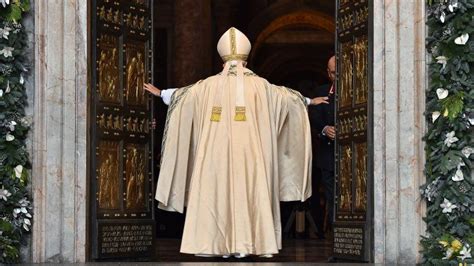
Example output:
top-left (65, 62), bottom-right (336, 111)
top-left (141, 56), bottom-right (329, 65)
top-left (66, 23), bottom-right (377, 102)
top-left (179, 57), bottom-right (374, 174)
top-left (421, 0), bottom-right (474, 264)
top-left (0, 0), bottom-right (31, 263)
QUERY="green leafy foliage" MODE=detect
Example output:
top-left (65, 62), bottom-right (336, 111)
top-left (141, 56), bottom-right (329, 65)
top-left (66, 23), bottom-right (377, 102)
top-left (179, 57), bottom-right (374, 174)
top-left (441, 92), bottom-right (465, 120)
top-left (422, 0), bottom-right (474, 264)
top-left (0, 0), bottom-right (29, 22)
top-left (0, 0), bottom-right (32, 263)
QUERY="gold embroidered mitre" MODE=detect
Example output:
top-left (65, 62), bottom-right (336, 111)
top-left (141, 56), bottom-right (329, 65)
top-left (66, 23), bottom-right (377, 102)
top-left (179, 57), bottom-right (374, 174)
top-left (217, 27), bottom-right (251, 62)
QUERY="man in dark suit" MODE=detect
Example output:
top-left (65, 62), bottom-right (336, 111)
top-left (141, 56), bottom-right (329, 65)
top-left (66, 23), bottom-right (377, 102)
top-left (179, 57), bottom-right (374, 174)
top-left (309, 56), bottom-right (336, 233)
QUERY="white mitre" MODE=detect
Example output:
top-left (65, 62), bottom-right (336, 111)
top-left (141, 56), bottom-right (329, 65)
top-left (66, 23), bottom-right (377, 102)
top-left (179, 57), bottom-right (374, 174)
top-left (217, 27), bottom-right (251, 62)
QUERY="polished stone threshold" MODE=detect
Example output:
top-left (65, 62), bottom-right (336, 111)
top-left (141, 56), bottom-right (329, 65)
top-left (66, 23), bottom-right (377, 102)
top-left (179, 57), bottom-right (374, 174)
top-left (154, 238), bottom-right (332, 263)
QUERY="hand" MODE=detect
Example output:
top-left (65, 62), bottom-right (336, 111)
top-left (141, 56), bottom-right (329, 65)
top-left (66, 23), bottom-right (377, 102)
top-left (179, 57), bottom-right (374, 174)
top-left (144, 83), bottom-right (161, 96)
top-left (310, 96), bottom-right (329, 106)
top-left (324, 126), bottom-right (336, 140)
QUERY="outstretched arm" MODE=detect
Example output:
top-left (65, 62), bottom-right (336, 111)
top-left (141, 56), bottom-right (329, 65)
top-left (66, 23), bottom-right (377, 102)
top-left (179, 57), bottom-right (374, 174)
top-left (144, 83), bottom-right (176, 105)
top-left (309, 96), bottom-right (329, 106)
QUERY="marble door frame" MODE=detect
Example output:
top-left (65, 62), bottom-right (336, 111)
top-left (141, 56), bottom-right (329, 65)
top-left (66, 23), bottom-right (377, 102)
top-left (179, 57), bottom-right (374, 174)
top-left (29, 0), bottom-right (427, 263)
top-left (32, 0), bottom-right (89, 263)
top-left (372, 0), bottom-right (426, 263)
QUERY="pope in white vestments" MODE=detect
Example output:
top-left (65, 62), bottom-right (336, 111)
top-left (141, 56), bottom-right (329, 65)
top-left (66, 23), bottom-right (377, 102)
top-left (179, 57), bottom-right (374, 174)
top-left (144, 27), bottom-right (328, 257)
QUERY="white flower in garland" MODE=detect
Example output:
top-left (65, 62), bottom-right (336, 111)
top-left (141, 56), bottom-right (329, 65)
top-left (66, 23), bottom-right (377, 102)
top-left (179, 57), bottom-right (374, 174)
top-left (458, 244), bottom-right (472, 260)
top-left (440, 198), bottom-right (457, 213)
top-left (19, 63), bottom-right (27, 72)
top-left (20, 117), bottom-right (29, 127)
top-left (0, 80), bottom-right (11, 96)
top-left (444, 131), bottom-right (458, 147)
top-left (0, 26), bottom-right (11, 39)
top-left (462, 146), bottom-right (473, 158)
top-left (0, 46), bottom-right (14, 58)
top-left (0, 0), bottom-right (10, 8)
top-left (20, 74), bottom-right (24, 84)
top-left (8, 120), bottom-right (17, 131)
top-left (440, 11), bottom-right (446, 23)
top-left (454, 33), bottom-right (469, 45)
top-left (443, 247), bottom-right (454, 259)
top-left (432, 111), bottom-right (441, 122)
top-left (6, 132), bottom-right (14, 141)
top-left (436, 88), bottom-right (449, 99)
top-left (452, 169), bottom-right (464, 182)
top-left (23, 218), bottom-right (30, 231)
top-left (5, 80), bottom-right (10, 93)
top-left (0, 187), bottom-right (11, 201)
top-left (18, 197), bottom-right (30, 207)
top-left (13, 206), bottom-right (28, 218)
top-left (422, 176), bottom-right (442, 202)
top-left (436, 56), bottom-right (448, 70)
top-left (448, 1), bottom-right (458, 12)
top-left (14, 165), bottom-right (23, 178)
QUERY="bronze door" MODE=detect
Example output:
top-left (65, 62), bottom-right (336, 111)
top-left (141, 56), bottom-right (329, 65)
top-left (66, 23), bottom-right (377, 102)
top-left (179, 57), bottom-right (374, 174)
top-left (334, 0), bottom-right (373, 261)
top-left (90, 0), bottom-right (155, 260)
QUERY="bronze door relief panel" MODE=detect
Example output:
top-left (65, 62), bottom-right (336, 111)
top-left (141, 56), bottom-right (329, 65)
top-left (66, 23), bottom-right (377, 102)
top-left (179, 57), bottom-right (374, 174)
top-left (97, 141), bottom-right (121, 210)
top-left (334, 0), bottom-right (373, 261)
top-left (124, 144), bottom-right (148, 211)
top-left (91, 0), bottom-right (155, 260)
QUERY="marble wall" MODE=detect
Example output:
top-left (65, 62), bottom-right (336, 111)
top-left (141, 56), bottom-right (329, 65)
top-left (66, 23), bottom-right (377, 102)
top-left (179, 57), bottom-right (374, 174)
top-left (31, 0), bottom-right (88, 263)
top-left (372, 0), bottom-right (426, 264)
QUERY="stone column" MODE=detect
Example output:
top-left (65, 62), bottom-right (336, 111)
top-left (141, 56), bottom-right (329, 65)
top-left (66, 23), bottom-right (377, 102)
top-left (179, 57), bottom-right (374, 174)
top-left (372, 0), bottom-right (426, 264)
top-left (173, 0), bottom-right (212, 87)
top-left (31, 0), bottom-right (88, 262)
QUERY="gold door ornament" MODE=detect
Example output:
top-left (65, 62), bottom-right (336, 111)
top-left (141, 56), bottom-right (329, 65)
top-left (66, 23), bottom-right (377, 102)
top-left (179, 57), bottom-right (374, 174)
top-left (354, 36), bottom-right (368, 105)
top-left (125, 42), bottom-right (147, 105)
top-left (97, 141), bottom-right (121, 209)
top-left (125, 144), bottom-right (147, 210)
top-left (354, 114), bottom-right (367, 133)
top-left (133, 0), bottom-right (147, 5)
top-left (97, 113), bottom-right (123, 131)
top-left (354, 143), bottom-right (367, 211)
top-left (354, 6), bottom-right (369, 25)
top-left (124, 13), bottom-right (147, 31)
top-left (339, 145), bottom-right (352, 211)
top-left (338, 116), bottom-right (352, 139)
top-left (98, 35), bottom-right (120, 103)
top-left (340, 41), bottom-right (353, 108)
top-left (340, 0), bottom-right (351, 6)
top-left (98, 6), bottom-right (122, 25)
top-left (125, 116), bottom-right (149, 133)
top-left (340, 13), bottom-right (353, 32)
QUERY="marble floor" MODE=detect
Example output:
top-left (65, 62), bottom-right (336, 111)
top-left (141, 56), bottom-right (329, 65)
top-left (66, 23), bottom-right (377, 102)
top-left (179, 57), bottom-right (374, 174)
top-left (22, 238), bottom-right (361, 265)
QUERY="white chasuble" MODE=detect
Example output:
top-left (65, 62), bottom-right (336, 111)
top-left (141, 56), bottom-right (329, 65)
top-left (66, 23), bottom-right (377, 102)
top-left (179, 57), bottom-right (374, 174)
top-left (155, 68), bottom-right (312, 256)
